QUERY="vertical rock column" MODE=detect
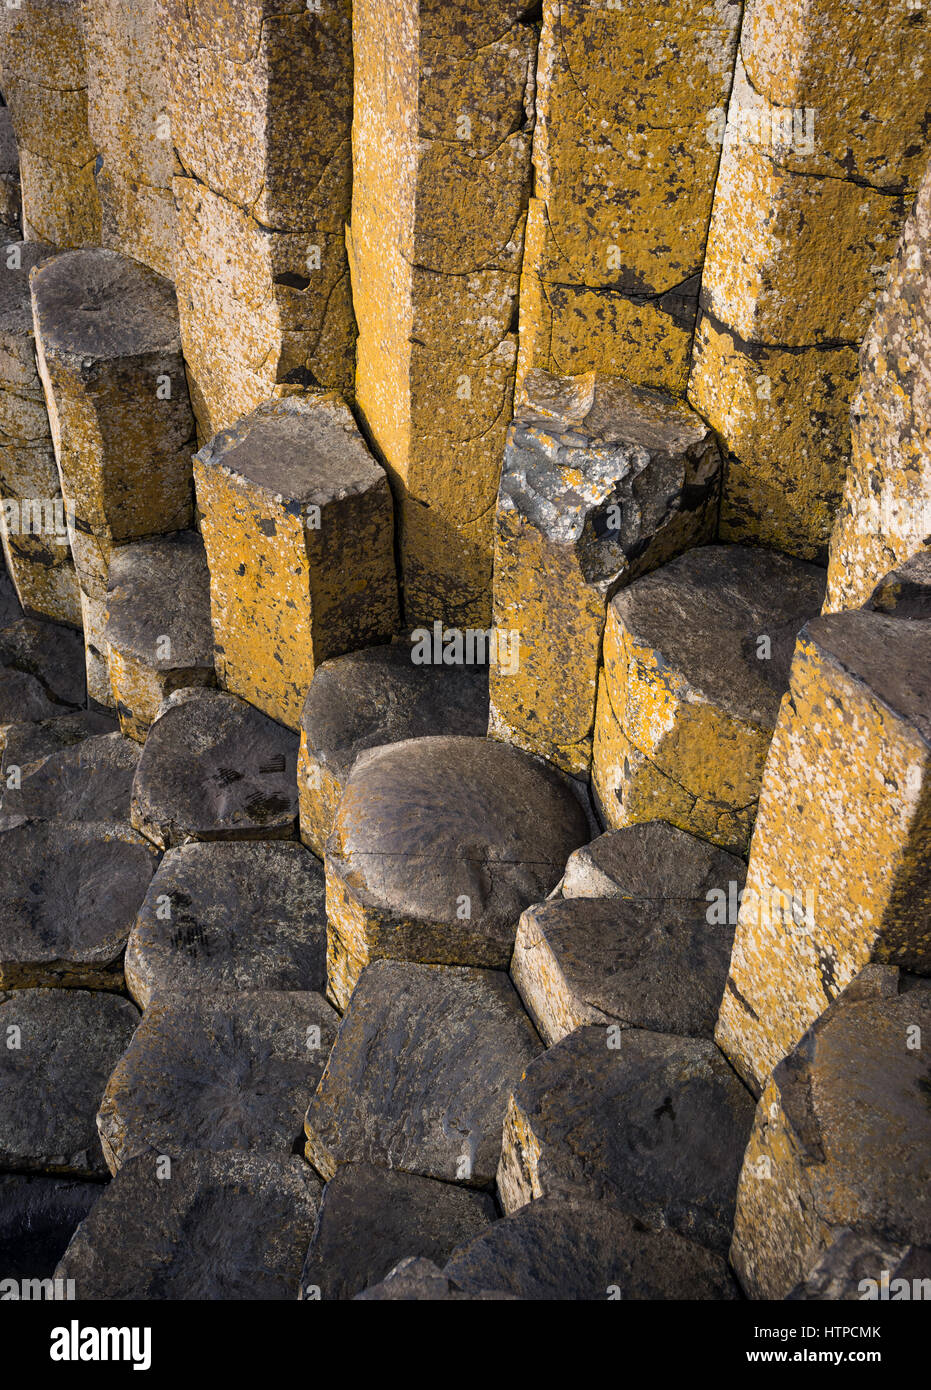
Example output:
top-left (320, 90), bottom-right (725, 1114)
top-left (160, 0), bottom-right (355, 439)
top-left (351, 0), bottom-right (536, 627)
top-left (0, 0), bottom-right (101, 247)
top-left (517, 0), bottom-right (742, 397)
top-left (689, 1), bottom-right (931, 561)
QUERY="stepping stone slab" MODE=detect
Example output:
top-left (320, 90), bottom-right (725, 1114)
top-left (0, 710), bottom-right (117, 778)
top-left (497, 1024), bottom-right (755, 1256)
top-left (444, 1195), bottom-right (739, 1301)
top-left (126, 840), bottom-right (327, 1008)
top-left (0, 820), bottom-right (160, 988)
top-left (511, 896), bottom-right (735, 1046)
top-left (0, 618), bottom-right (85, 723)
top-left (0, 988), bottom-right (139, 1177)
top-left (299, 1162), bottom-right (496, 1300)
top-left (787, 1228), bottom-right (931, 1302)
top-left (325, 735), bottom-right (589, 1008)
top-left (731, 966), bottom-right (931, 1299)
top-left (592, 543), bottom-right (825, 853)
top-left (304, 960), bottom-right (544, 1189)
top-left (561, 820), bottom-right (746, 906)
top-left (298, 642), bottom-right (489, 857)
top-left (1, 732), bottom-right (140, 825)
top-left (0, 1175), bottom-right (102, 1281)
top-left (97, 989), bottom-right (338, 1172)
top-left (104, 531), bottom-right (215, 742)
top-left (55, 1150), bottom-right (321, 1300)
top-left (130, 688), bottom-right (299, 849)
top-left (354, 1257), bottom-right (516, 1301)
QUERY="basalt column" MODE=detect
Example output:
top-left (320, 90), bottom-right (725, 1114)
top-left (350, 0), bottom-right (537, 627)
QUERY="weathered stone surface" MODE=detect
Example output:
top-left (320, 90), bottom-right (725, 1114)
top-left (0, 0), bottom-right (101, 246)
top-left (511, 896), bottom-right (734, 1046)
top-left (787, 1228), bottom-right (931, 1302)
top-left (0, 988), bottom-right (139, 1177)
top-left (194, 395), bottom-right (398, 730)
top-left (497, 1024), bottom-right (755, 1256)
top-left (77, 587), bottom-right (113, 708)
top-left (97, 989), bottom-right (337, 1173)
top-left (490, 369), bottom-right (720, 775)
top-left (730, 966), bottom-right (931, 1300)
top-left (561, 821), bottom-right (746, 906)
top-left (351, 0), bottom-right (535, 626)
top-left (0, 820), bottom-right (159, 989)
top-left (0, 1174), bottom-right (101, 1279)
top-left (0, 109), bottom-right (21, 227)
top-left (298, 642), bottom-right (489, 857)
top-left (354, 1255), bottom-right (516, 1301)
top-left (130, 689), bottom-right (299, 850)
top-left (592, 544), bottom-right (824, 853)
top-left (444, 1195), bottom-right (738, 1301)
top-left (298, 1162), bottom-right (496, 1301)
top-left (55, 1150), bottom-right (321, 1300)
top-left (826, 159), bottom-right (931, 612)
top-left (517, 0), bottom-right (741, 394)
top-left (0, 708), bottom-right (116, 776)
top-left (866, 549), bottom-right (931, 621)
top-left (716, 612), bottom-right (931, 1092)
top-left (0, 618), bottom-right (84, 723)
top-left (104, 531), bottom-right (215, 742)
top-left (304, 960), bottom-right (543, 1188)
top-left (2, 732), bottom-right (139, 826)
top-left (0, 555), bottom-right (22, 628)
top-left (125, 840), bottom-right (327, 1009)
top-left (325, 735), bottom-right (589, 1008)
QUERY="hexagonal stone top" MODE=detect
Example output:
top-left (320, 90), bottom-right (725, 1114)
top-left (561, 820), bottom-right (746, 903)
top-left (104, 531), bottom-right (214, 670)
top-left (30, 248), bottom-right (182, 361)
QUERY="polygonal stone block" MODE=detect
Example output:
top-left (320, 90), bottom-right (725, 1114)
top-left (130, 689), bottom-right (299, 850)
top-left (324, 735), bottom-right (589, 1008)
top-left (104, 531), bottom-right (215, 742)
top-left (304, 960), bottom-right (543, 1188)
top-left (125, 840), bottom-right (327, 1008)
top-left (490, 368), bottom-right (720, 774)
top-left (97, 989), bottom-right (338, 1173)
top-left (716, 610), bottom-right (931, 1092)
top-left (2, 732), bottom-right (139, 827)
top-left (787, 1228), bottom-right (931, 1303)
top-left (298, 642), bottom-right (489, 857)
top-left (0, 987), bottom-right (139, 1177)
top-left (194, 394), bottom-right (398, 730)
top-left (730, 966), bottom-right (931, 1300)
top-left (56, 1150), bottom-right (321, 1300)
top-left (0, 821), bottom-right (159, 989)
top-left (298, 1163), bottom-right (496, 1301)
top-left (0, 618), bottom-right (84, 724)
top-left (591, 544), bottom-right (825, 853)
top-left (0, 1175), bottom-right (101, 1281)
top-left (497, 1024), bottom-right (755, 1256)
top-left (561, 820), bottom-right (746, 905)
top-left (0, 709), bottom-right (116, 779)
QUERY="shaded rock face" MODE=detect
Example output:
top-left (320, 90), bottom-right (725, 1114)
top-left (353, 1256), bottom-right (517, 1301)
top-left (788, 1228), bottom-right (931, 1303)
top-left (2, 732), bottom-right (140, 826)
top-left (0, 619), bottom-right (85, 723)
top-left (0, 1175), bottom-right (102, 1280)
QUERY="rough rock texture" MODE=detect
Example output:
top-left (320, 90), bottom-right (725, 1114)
top-left (104, 531), bottom-right (215, 742)
top-left (2, 731), bottom-right (139, 826)
top-left (351, 0), bottom-right (536, 627)
top-left (0, 820), bottom-right (159, 988)
top-left (866, 549), bottom-right (931, 621)
top-left (0, 234), bottom-right (81, 625)
top-left (591, 544), bottom-right (825, 853)
top-left (716, 611), bottom-right (931, 1092)
top-left (97, 989), bottom-right (338, 1173)
top-left (517, 0), bottom-right (741, 395)
top-left (298, 1162), bottom-right (496, 1301)
top-left (304, 960), bottom-right (543, 1188)
top-left (55, 1150), bottom-right (321, 1300)
top-left (444, 1195), bottom-right (739, 1301)
top-left (0, 618), bottom-right (85, 723)
top-left (490, 369), bottom-right (720, 774)
top-left (825, 158), bottom-right (931, 612)
top-left (787, 1227), bottom-right (931, 1302)
top-left (731, 966), bottom-right (931, 1300)
top-left (0, 0), bottom-right (101, 246)
top-left (561, 820), bottom-right (746, 905)
top-left (0, 709), bottom-right (116, 776)
top-left (0, 1174), bottom-right (101, 1279)
top-left (194, 395), bottom-right (398, 730)
top-left (0, 987), bottom-right (139, 1177)
top-left (0, 109), bottom-right (21, 227)
top-left (497, 1024), bottom-right (755, 1256)
top-left (298, 642), bottom-right (489, 857)
top-left (324, 735), bottom-right (589, 1008)
top-left (511, 896), bottom-right (735, 1046)
top-left (353, 1255), bottom-right (516, 1301)
top-left (125, 840), bottom-right (327, 1009)
top-left (130, 689), bottom-right (299, 849)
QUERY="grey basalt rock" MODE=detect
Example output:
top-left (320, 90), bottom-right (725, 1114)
top-left (130, 688), bottom-right (300, 849)
top-left (787, 1227), bottom-right (931, 1301)
top-left (55, 1150), bottom-right (321, 1301)
top-left (354, 1256), bottom-right (517, 1301)
top-left (0, 820), bottom-right (159, 988)
top-left (125, 840), bottom-right (327, 1008)
top-left (304, 960), bottom-right (543, 1189)
top-left (298, 641), bottom-right (489, 857)
top-left (0, 109), bottom-right (20, 227)
top-left (0, 709), bottom-right (117, 775)
top-left (866, 548), bottom-right (931, 621)
top-left (443, 1195), bottom-right (739, 1301)
top-left (298, 1162), bottom-right (497, 1301)
top-left (0, 618), bottom-right (85, 723)
top-left (561, 820), bottom-right (746, 905)
top-left (0, 1175), bottom-right (102, 1280)
top-left (97, 988), bottom-right (338, 1173)
top-left (497, 1024), bottom-right (755, 1256)
top-left (0, 988), bottom-right (140, 1177)
top-left (1, 731), bottom-right (140, 825)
